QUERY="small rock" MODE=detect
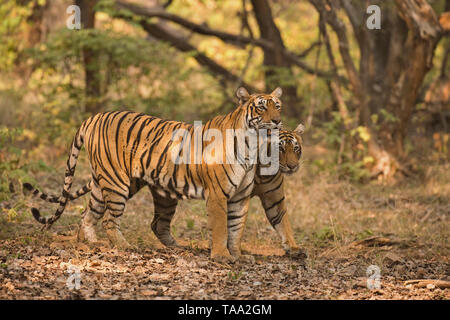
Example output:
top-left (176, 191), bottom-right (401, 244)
top-left (426, 283), bottom-right (435, 290)
top-left (152, 258), bottom-right (165, 264)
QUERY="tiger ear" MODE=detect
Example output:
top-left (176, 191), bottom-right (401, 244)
top-left (294, 123), bottom-right (305, 135)
top-left (236, 87), bottom-right (250, 104)
top-left (271, 87), bottom-right (282, 98)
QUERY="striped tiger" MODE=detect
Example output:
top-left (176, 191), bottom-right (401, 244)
top-left (24, 87), bottom-right (283, 262)
top-left (251, 124), bottom-right (306, 258)
top-left (25, 124), bottom-right (305, 259)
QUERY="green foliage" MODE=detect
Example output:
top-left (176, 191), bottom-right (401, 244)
top-left (314, 226), bottom-right (334, 242)
top-left (322, 112), bottom-right (344, 147)
top-left (315, 112), bottom-right (371, 182)
top-left (186, 218), bottom-right (195, 230)
top-left (227, 270), bottom-right (243, 281)
top-left (379, 109), bottom-right (398, 124)
top-left (356, 229), bottom-right (374, 240)
top-left (28, 28), bottom-right (184, 115)
top-left (0, 126), bottom-right (53, 202)
top-left (0, 0), bottom-right (39, 70)
top-left (338, 161), bottom-right (371, 182)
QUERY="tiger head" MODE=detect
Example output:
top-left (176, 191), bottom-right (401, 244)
top-left (278, 123), bottom-right (304, 175)
top-left (236, 87), bottom-right (282, 130)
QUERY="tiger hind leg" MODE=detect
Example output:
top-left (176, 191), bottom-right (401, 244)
top-left (78, 182), bottom-right (105, 243)
top-left (101, 189), bottom-right (131, 249)
top-left (150, 188), bottom-right (179, 247)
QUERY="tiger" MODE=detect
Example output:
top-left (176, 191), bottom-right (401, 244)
top-left (25, 123), bottom-right (305, 259)
top-left (24, 87), bottom-right (283, 262)
top-left (251, 124), bottom-right (305, 258)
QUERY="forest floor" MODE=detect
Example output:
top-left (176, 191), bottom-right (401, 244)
top-left (0, 147), bottom-right (449, 300)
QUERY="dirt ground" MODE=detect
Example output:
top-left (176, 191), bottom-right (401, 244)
top-left (0, 232), bottom-right (448, 300)
top-left (0, 151), bottom-right (449, 300)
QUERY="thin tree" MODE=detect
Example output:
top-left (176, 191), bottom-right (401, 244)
top-left (76, 0), bottom-right (101, 115)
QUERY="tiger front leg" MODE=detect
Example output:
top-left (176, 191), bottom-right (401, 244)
top-left (206, 196), bottom-right (236, 263)
top-left (274, 216), bottom-right (307, 261)
top-left (258, 191), bottom-right (307, 261)
top-left (227, 196), bottom-right (254, 262)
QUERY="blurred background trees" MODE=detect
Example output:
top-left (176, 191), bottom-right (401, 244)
top-left (0, 0), bottom-right (448, 199)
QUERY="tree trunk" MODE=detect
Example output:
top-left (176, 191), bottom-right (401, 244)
top-left (76, 0), bottom-right (101, 115)
top-left (250, 0), bottom-right (301, 118)
top-left (311, 0), bottom-right (442, 180)
top-left (387, 0), bottom-right (442, 156)
top-left (23, 0), bottom-right (47, 47)
top-left (15, 0), bottom-right (48, 80)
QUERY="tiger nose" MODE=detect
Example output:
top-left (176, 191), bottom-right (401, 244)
top-left (272, 118), bottom-right (281, 125)
top-left (288, 163), bottom-right (297, 169)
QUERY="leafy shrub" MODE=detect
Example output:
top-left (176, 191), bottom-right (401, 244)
top-left (315, 111), bottom-right (371, 182)
top-left (0, 126), bottom-right (53, 202)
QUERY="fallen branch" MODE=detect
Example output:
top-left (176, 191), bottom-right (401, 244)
top-left (404, 279), bottom-right (450, 289)
top-left (350, 236), bottom-right (401, 248)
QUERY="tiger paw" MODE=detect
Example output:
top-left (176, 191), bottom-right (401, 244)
top-left (108, 235), bottom-right (132, 251)
top-left (211, 250), bottom-right (237, 264)
top-left (165, 239), bottom-right (180, 247)
top-left (77, 225), bottom-right (98, 243)
top-left (157, 234), bottom-right (179, 248)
